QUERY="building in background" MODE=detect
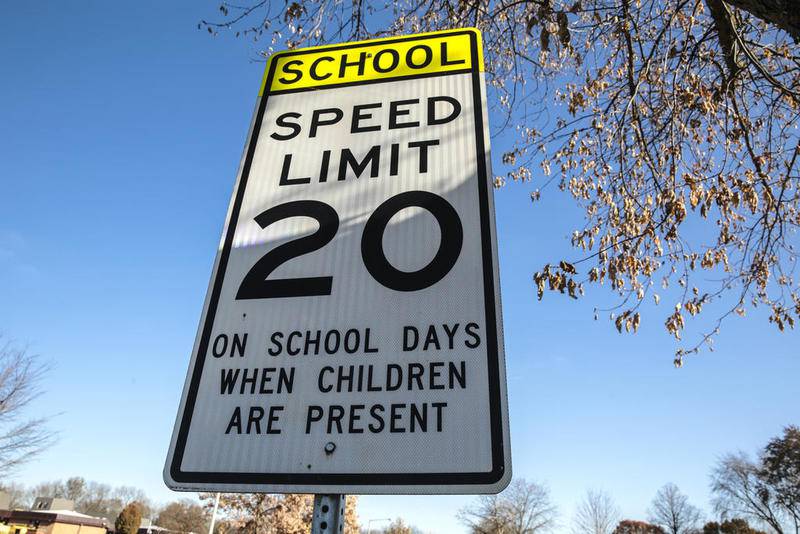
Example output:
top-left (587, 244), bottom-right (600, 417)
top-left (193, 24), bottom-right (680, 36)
top-left (0, 494), bottom-right (108, 534)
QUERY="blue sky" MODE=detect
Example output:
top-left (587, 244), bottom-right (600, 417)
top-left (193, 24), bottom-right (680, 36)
top-left (0, 2), bottom-right (797, 533)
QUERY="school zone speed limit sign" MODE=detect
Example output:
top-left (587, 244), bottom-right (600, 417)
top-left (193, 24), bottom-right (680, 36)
top-left (164, 28), bottom-right (511, 494)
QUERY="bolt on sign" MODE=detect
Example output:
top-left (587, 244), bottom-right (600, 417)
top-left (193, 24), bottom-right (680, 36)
top-left (164, 28), bottom-right (511, 494)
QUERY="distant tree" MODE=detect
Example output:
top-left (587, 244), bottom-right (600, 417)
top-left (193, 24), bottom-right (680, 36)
top-left (383, 518), bottom-right (413, 534)
top-left (574, 489), bottom-right (622, 534)
top-left (458, 479), bottom-right (558, 533)
top-left (702, 518), bottom-right (768, 534)
top-left (115, 486), bottom-right (152, 516)
top-left (212, 519), bottom-right (240, 534)
top-left (156, 499), bottom-right (209, 534)
top-left (203, 493), bottom-right (359, 533)
top-left (343, 497), bottom-right (360, 534)
top-left (115, 501), bottom-right (143, 534)
top-left (63, 477), bottom-right (87, 502)
top-left (212, 493), bottom-right (277, 532)
top-left (75, 480), bottom-right (120, 519)
top-left (648, 484), bottom-right (703, 534)
top-left (612, 520), bottom-right (666, 534)
top-left (0, 339), bottom-right (54, 473)
top-left (711, 426), bottom-right (800, 534)
top-left (267, 493), bottom-right (309, 534)
top-left (761, 426), bottom-right (800, 524)
top-left (26, 476), bottom-right (87, 504)
top-left (0, 482), bottom-right (30, 509)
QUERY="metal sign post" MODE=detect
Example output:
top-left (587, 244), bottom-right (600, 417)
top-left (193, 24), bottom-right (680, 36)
top-left (311, 494), bottom-right (345, 534)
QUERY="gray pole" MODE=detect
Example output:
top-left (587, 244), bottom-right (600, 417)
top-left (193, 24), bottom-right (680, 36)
top-left (311, 494), bottom-right (346, 534)
top-left (208, 492), bottom-right (220, 534)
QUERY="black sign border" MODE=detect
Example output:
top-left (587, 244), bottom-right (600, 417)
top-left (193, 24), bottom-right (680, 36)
top-left (169, 29), bottom-right (506, 488)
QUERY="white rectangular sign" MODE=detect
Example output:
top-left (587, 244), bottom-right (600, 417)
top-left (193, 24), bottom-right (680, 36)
top-left (164, 28), bottom-right (511, 494)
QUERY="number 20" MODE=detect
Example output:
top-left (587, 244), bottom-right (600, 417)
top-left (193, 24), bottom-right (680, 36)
top-left (235, 191), bottom-right (463, 299)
